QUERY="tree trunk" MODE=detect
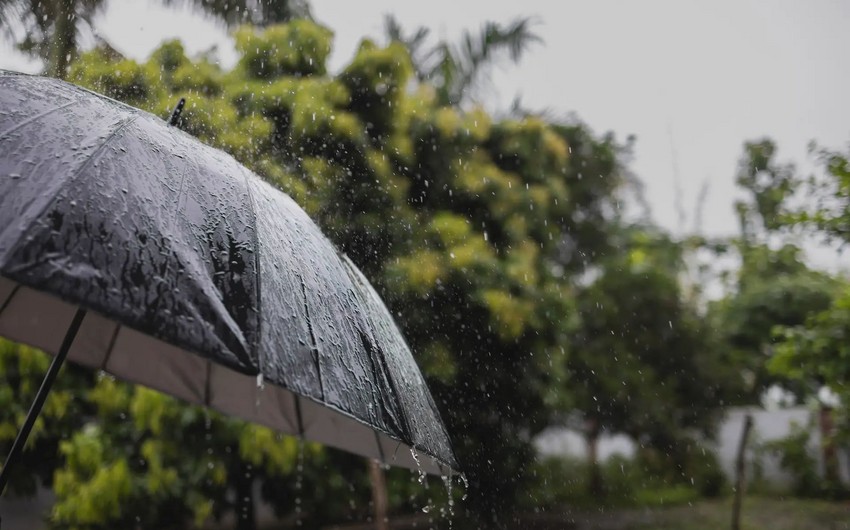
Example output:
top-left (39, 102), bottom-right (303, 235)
top-left (234, 463), bottom-right (256, 530)
top-left (50, 0), bottom-right (77, 80)
top-left (368, 459), bottom-right (389, 530)
top-left (585, 416), bottom-right (602, 497)
top-left (731, 414), bottom-right (753, 530)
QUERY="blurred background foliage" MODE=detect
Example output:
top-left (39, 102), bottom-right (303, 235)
top-left (0, 2), bottom-right (849, 529)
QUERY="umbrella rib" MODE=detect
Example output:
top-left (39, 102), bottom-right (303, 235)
top-left (343, 257), bottom-right (415, 441)
top-left (238, 166), bottom-right (262, 366)
top-left (0, 99), bottom-right (79, 139)
top-left (0, 283), bottom-right (21, 316)
top-left (299, 277), bottom-right (325, 400)
top-left (294, 394), bottom-right (305, 437)
top-left (358, 328), bottom-right (409, 438)
top-left (99, 323), bottom-right (122, 371)
top-left (1, 114), bottom-right (139, 267)
top-left (373, 430), bottom-right (386, 464)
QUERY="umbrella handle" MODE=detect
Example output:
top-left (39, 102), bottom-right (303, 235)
top-left (0, 308), bottom-right (87, 499)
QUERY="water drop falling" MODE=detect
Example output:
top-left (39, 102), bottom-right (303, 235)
top-left (410, 448), bottom-right (426, 485)
top-left (442, 472), bottom-right (455, 529)
top-left (255, 373), bottom-right (265, 408)
top-left (295, 439), bottom-right (304, 527)
top-left (459, 473), bottom-right (469, 501)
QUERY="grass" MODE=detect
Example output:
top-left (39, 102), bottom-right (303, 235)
top-left (623, 496), bottom-right (850, 530)
top-left (325, 496), bottom-right (850, 529)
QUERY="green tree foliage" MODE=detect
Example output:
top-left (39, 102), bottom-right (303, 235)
top-left (714, 244), bottom-right (837, 403)
top-left (0, 0), bottom-right (309, 79)
top-left (0, 342), bottom-right (93, 495)
top-left (0, 0), bottom-right (105, 78)
top-left (773, 286), bottom-right (850, 422)
top-left (569, 229), bottom-right (736, 491)
top-left (47, 376), bottom-right (348, 530)
top-left (734, 139), bottom-right (798, 239)
top-left (771, 144), bottom-right (850, 437)
top-left (712, 139), bottom-right (838, 404)
top-left (789, 142), bottom-right (850, 244)
top-left (162, 0), bottom-right (311, 27)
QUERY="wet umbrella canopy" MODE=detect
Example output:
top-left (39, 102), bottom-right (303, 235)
top-left (0, 71), bottom-right (457, 489)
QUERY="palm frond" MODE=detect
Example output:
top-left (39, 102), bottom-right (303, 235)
top-left (469, 16), bottom-right (541, 67)
top-left (0, 0), bottom-right (105, 72)
top-left (442, 16), bottom-right (540, 105)
top-left (383, 14), bottom-right (541, 106)
top-left (383, 14), bottom-right (431, 80)
top-left (160, 0), bottom-right (311, 27)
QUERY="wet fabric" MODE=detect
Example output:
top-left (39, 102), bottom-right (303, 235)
top-left (0, 71), bottom-right (457, 474)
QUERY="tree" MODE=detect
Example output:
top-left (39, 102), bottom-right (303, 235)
top-left (384, 14), bottom-right (541, 106)
top-left (163, 0), bottom-right (311, 26)
top-left (0, 0), bottom-right (105, 78)
top-left (47, 376), bottom-right (349, 530)
top-left (713, 243), bottom-right (837, 403)
top-left (772, 142), bottom-right (850, 445)
top-left (734, 138), bottom-right (798, 240)
top-left (568, 228), bottom-right (735, 494)
top-left (711, 139), bottom-right (837, 404)
top-left (788, 141), bottom-right (850, 243)
top-left (0, 341), bottom-right (94, 495)
top-left (0, 0), bottom-right (310, 79)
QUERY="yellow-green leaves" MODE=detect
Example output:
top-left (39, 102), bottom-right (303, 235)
top-left (340, 40), bottom-right (414, 140)
top-left (234, 20), bottom-right (333, 78)
top-left (130, 387), bottom-right (170, 436)
top-left (481, 289), bottom-right (535, 340)
top-left (69, 52), bottom-right (159, 108)
top-left (53, 429), bottom-right (132, 526)
top-left (389, 250), bottom-right (445, 294)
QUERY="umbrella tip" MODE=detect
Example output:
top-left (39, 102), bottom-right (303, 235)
top-left (167, 97), bottom-right (186, 127)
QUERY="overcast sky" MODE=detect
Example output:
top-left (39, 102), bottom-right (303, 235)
top-left (2, 0), bottom-right (848, 261)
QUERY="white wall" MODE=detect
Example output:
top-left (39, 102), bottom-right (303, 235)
top-left (534, 406), bottom-right (850, 486)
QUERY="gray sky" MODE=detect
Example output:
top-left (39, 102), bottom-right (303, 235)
top-left (2, 0), bottom-right (849, 253)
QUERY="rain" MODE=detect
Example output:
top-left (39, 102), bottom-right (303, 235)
top-left (0, 1), bottom-right (849, 530)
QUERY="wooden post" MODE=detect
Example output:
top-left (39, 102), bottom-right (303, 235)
top-left (585, 416), bottom-right (602, 497)
top-left (819, 404), bottom-right (839, 484)
top-left (368, 459), bottom-right (389, 530)
top-left (731, 414), bottom-right (753, 530)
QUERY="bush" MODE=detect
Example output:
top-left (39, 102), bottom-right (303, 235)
top-left (682, 445), bottom-right (727, 498)
top-left (525, 451), bottom-right (712, 511)
top-left (761, 420), bottom-right (849, 499)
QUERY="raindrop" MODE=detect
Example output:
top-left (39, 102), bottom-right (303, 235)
top-left (295, 439), bottom-right (304, 527)
top-left (255, 373), bottom-right (265, 408)
top-left (410, 447), bottom-right (427, 486)
top-left (442, 473), bottom-right (455, 528)
top-left (459, 474), bottom-right (469, 501)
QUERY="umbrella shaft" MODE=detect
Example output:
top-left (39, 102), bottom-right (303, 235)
top-left (0, 308), bottom-right (87, 496)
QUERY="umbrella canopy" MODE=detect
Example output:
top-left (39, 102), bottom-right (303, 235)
top-left (0, 71), bottom-right (456, 476)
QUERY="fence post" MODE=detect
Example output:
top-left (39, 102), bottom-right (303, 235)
top-left (731, 414), bottom-right (754, 530)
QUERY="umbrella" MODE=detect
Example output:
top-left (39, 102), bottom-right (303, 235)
top-left (0, 70), bottom-right (457, 495)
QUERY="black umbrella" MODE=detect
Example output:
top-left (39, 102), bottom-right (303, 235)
top-left (0, 71), bottom-right (457, 495)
